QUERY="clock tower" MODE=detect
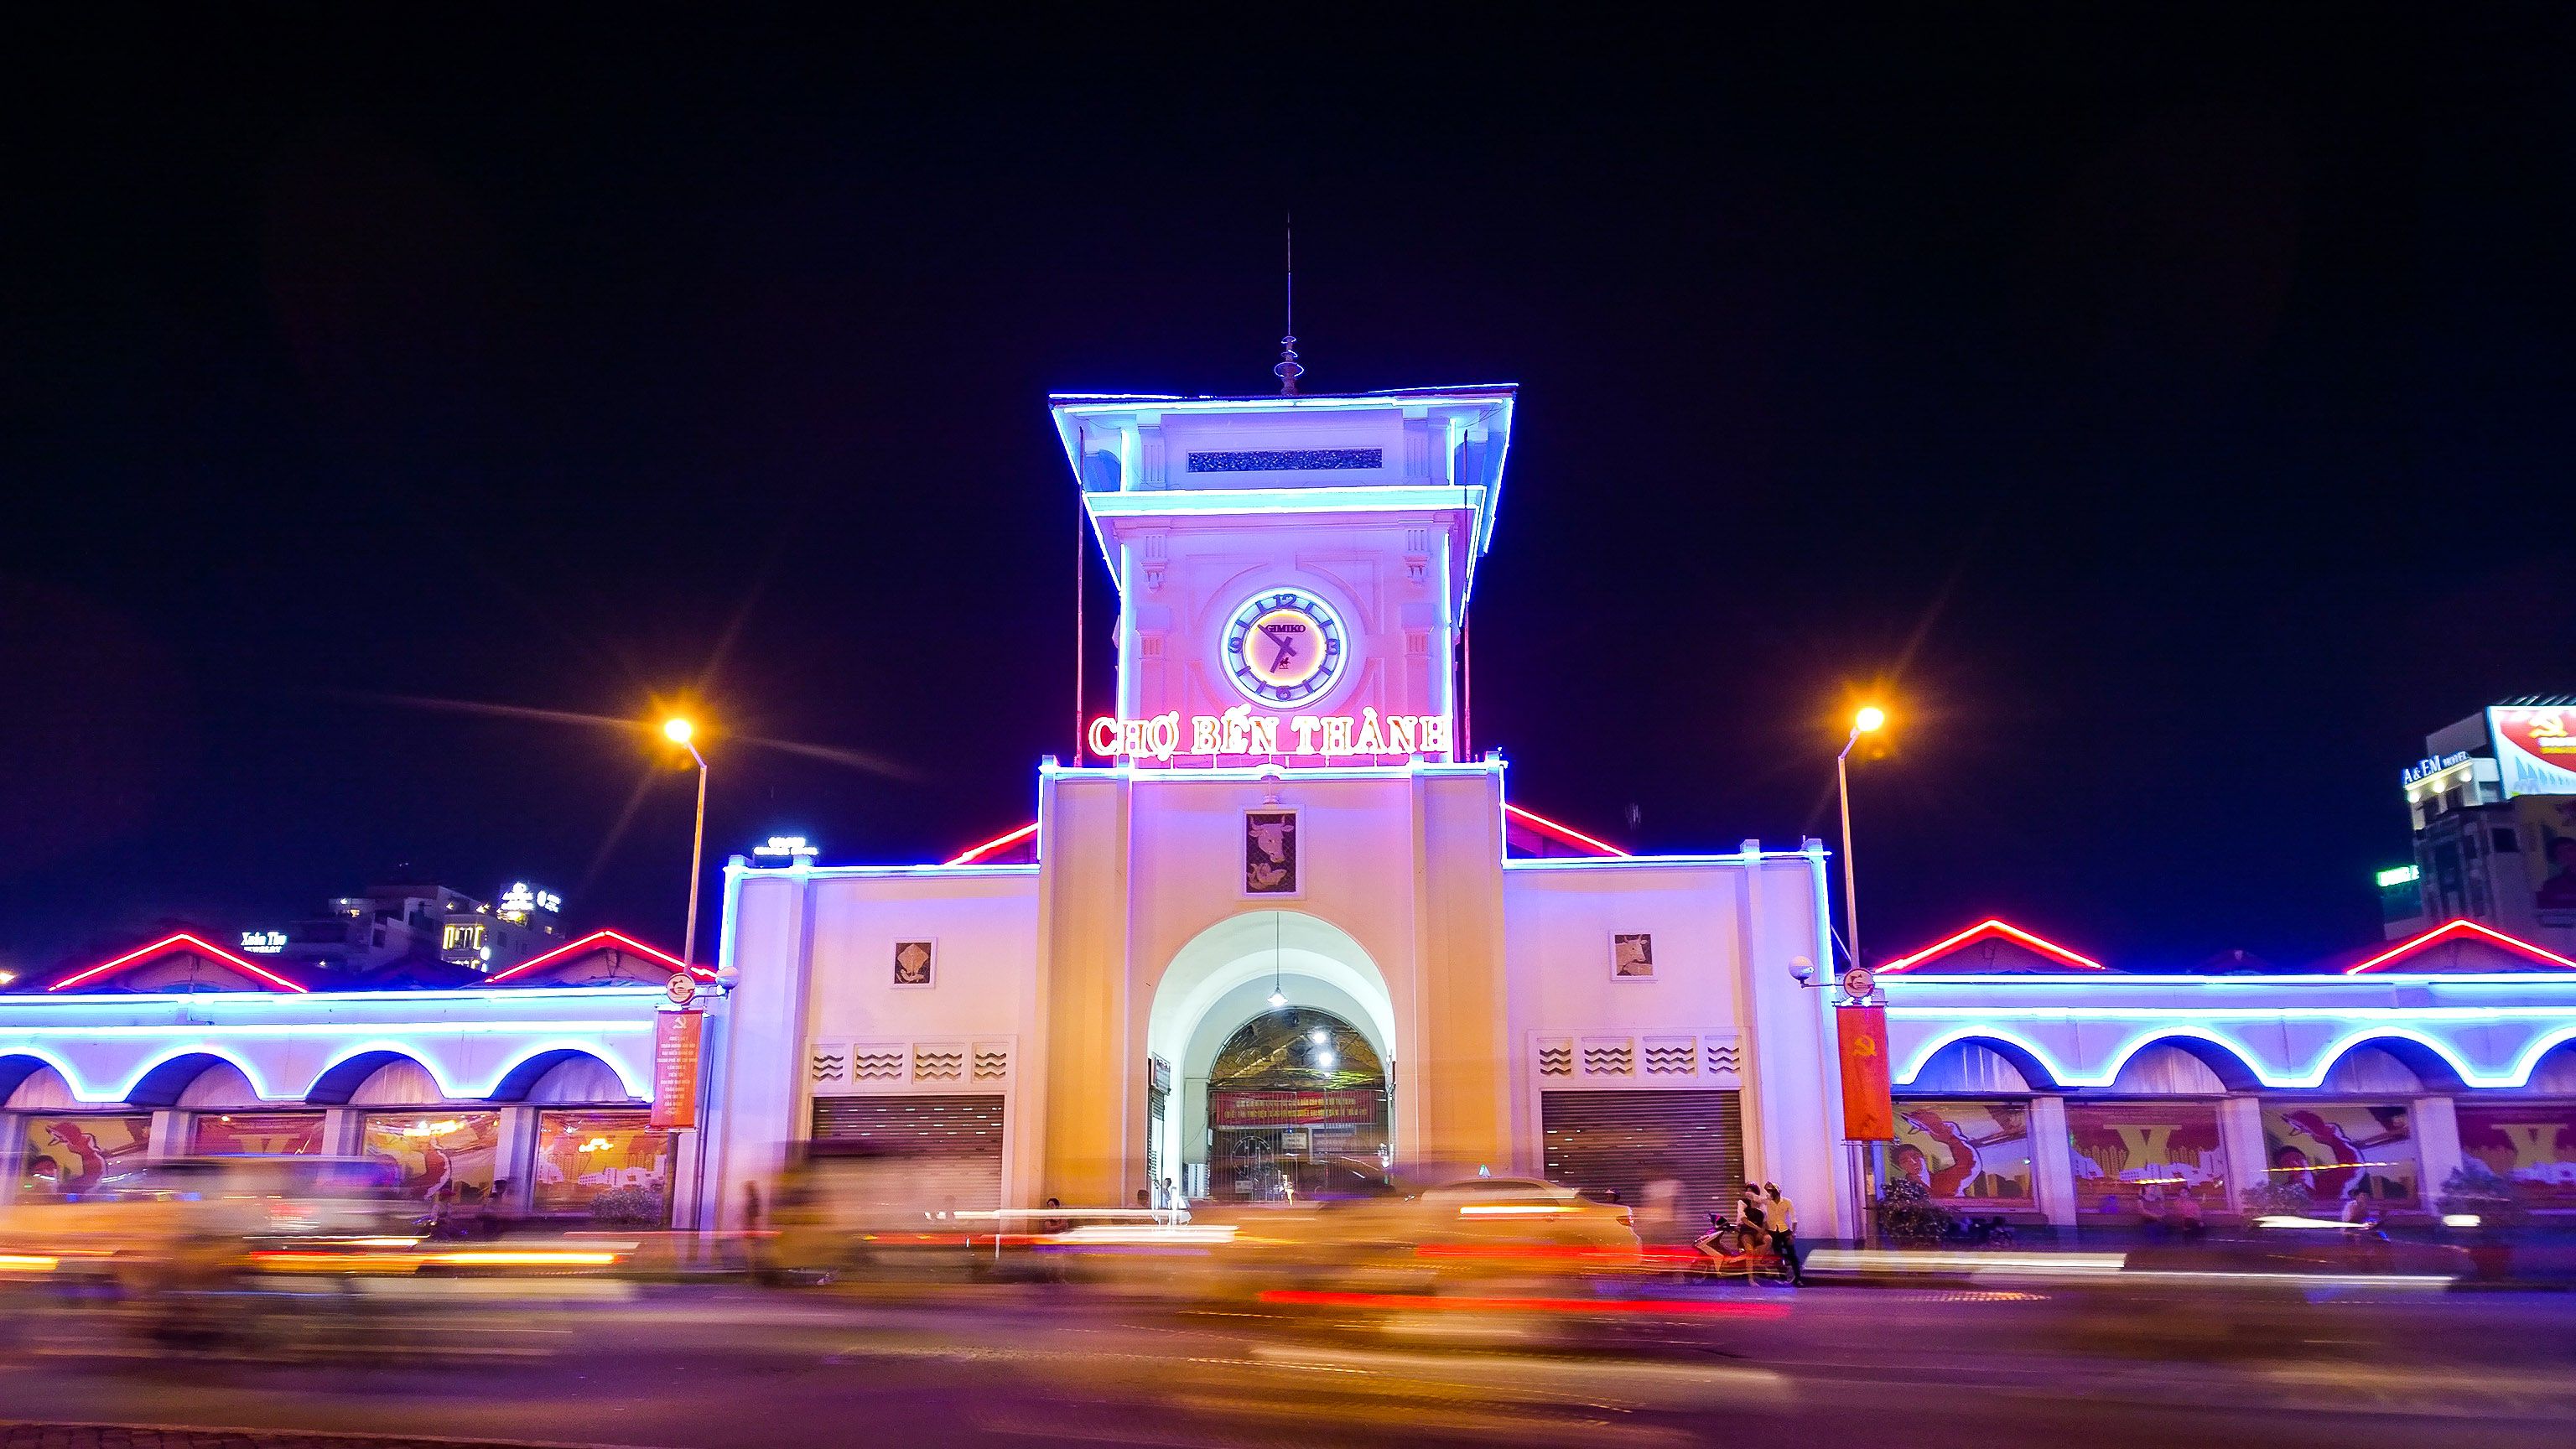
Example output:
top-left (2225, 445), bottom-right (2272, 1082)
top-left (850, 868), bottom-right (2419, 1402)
top-left (1049, 386), bottom-right (1514, 766)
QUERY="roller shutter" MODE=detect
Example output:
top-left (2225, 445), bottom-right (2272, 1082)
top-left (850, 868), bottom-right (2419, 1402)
top-left (810, 1094), bottom-right (1005, 1212)
top-left (1541, 1089), bottom-right (1746, 1231)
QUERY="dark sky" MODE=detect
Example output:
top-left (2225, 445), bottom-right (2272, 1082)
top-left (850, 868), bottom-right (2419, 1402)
top-left (4, 13), bottom-right (2573, 976)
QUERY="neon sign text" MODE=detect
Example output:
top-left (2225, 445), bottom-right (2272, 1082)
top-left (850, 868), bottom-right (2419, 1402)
top-left (1088, 707), bottom-right (1452, 764)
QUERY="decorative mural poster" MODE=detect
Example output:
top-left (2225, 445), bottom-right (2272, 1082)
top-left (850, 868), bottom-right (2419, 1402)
top-left (1244, 810), bottom-right (1299, 895)
top-left (1891, 1101), bottom-right (2035, 1206)
top-left (360, 1111), bottom-right (501, 1202)
top-left (2455, 1103), bottom-right (2576, 1209)
top-left (892, 940), bottom-right (935, 988)
top-left (1611, 933), bottom-right (1656, 981)
top-left (2066, 1103), bottom-right (2230, 1217)
top-left (191, 1112), bottom-right (325, 1156)
top-left (2261, 1102), bottom-right (2418, 1208)
top-left (18, 1114), bottom-right (152, 1196)
top-left (533, 1109), bottom-right (673, 1219)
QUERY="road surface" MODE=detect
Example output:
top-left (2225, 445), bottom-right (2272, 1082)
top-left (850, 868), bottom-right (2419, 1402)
top-left (0, 1278), bottom-right (2568, 1447)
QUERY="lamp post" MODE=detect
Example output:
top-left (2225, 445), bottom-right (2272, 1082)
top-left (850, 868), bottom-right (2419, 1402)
top-left (662, 716), bottom-right (714, 1241)
top-left (664, 717), bottom-right (709, 974)
top-left (1836, 705), bottom-right (1884, 974)
top-left (1836, 704), bottom-right (1886, 1245)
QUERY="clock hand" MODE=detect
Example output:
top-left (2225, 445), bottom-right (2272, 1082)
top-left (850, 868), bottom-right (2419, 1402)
top-left (1263, 625), bottom-right (1299, 672)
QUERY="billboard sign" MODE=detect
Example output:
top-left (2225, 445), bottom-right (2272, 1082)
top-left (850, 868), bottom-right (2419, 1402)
top-left (1210, 1089), bottom-right (1384, 1129)
top-left (2492, 706), bottom-right (2576, 798)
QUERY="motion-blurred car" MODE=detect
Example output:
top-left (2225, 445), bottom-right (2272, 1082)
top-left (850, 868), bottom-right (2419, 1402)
top-left (0, 1156), bottom-right (410, 1290)
top-left (1208, 1175), bottom-right (1639, 1293)
top-left (766, 1142), bottom-right (994, 1285)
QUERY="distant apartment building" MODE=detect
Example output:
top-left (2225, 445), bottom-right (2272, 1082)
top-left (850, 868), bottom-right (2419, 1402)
top-left (2382, 698), bottom-right (2576, 952)
top-left (237, 880), bottom-right (567, 978)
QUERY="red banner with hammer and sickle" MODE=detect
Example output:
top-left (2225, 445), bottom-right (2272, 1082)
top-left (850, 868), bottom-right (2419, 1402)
top-left (1837, 1004), bottom-right (1895, 1141)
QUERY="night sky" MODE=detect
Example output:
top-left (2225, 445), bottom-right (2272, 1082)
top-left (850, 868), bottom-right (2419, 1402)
top-left (5, 13), bottom-right (2573, 977)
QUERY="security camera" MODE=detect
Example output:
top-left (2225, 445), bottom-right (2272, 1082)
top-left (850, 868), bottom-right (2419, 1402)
top-left (1789, 956), bottom-right (1815, 985)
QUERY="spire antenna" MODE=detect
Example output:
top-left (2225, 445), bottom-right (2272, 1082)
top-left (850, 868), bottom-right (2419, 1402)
top-left (1273, 212), bottom-right (1303, 395)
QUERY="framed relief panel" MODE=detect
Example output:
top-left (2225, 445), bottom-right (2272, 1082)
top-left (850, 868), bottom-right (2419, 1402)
top-left (892, 939), bottom-right (936, 989)
top-left (1610, 932), bottom-right (1656, 982)
top-left (1244, 808), bottom-right (1301, 897)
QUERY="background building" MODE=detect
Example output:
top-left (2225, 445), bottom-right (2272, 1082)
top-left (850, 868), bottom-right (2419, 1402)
top-left (2386, 699), bottom-right (2576, 953)
top-left (239, 880), bottom-right (569, 979)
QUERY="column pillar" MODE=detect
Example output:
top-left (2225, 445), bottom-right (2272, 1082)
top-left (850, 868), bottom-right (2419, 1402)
top-left (493, 1106), bottom-right (537, 1212)
top-left (320, 1108), bottom-right (361, 1157)
top-left (2217, 1095), bottom-right (2267, 1215)
top-left (2028, 1095), bottom-right (2077, 1228)
top-left (148, 1109), bottom-right (190, 1160)
top-left (2414, 1094), bottom-right (2464, 1214)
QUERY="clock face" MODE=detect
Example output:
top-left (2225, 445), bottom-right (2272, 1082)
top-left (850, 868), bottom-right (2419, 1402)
top-left (1223, 589), bottom-right (1347, 705)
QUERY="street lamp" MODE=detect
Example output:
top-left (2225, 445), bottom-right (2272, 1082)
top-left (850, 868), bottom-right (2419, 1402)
top-left (1836, 704), bottom-right (1886, 1246)
top-left (1836, 705), bottom-right (1884, 974)
top-left (664, 718), bottom-right (708, 974)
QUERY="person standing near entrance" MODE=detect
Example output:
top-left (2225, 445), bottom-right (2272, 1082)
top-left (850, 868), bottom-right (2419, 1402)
top-left (1765, 1182), bottom-right (1803, 1285)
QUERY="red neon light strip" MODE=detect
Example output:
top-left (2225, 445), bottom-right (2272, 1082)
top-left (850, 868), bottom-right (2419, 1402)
top-left (1255, 1288), bottom-right (1786, 1318)
top-left (2343, 918), bottom-right (2576, 974)
top-left (46, 932), bottom-right (309, 995)
top-left (945, 820), bottom-right (1039, 865)
top-left (1504, 802), bottom-right (1630, 857)
top-left (1879, 917), bottom-right (2109, 974)
top-left (486, 928), bottom-right (709, 984)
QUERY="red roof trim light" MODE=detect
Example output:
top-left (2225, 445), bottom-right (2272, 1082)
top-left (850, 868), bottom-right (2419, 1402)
top-left (1503, 803), bottom-right (1630, 858)
top-left (486, 928), bottom-right (710, 984)
top-left (2342, 918), bottom-right (2576, 974)
top-left (946, 820), bottom-right (1040, 865)
top-left (46, 932), bottom-right (310, 994)
top-left (1879, 918), bottom-right (2111, 974)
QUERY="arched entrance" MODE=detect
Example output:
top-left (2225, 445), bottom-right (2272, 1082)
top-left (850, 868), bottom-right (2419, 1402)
top-left (1204, 1007), bottom-right (1389, 1201)
top-left (1146, 910), bottom-right (1397, 1202)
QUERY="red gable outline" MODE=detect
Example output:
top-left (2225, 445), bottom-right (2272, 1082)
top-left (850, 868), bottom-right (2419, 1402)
top-left (46, 932), bottom-right (310, 994)
top-left (2343, 918), bottom-right (2576, 974)
top-left (486, 928), bottom-right (711, 984)
top-left (1879, 917), bottom-right (2110, 974)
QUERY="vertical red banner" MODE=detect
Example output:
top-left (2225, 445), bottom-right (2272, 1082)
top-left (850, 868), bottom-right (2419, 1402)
top-left (1837, 1004), bottom-right (1894, 1141)
top-left (652, 1009), bottom-right (704, 1130)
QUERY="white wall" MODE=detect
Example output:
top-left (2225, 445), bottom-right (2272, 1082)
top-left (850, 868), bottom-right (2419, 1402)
top-left (1503, 845), bottom-right (1851, 1237)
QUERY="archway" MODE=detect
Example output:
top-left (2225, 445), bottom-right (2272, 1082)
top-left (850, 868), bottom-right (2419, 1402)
top-left (1201, 1007), bottom-right (1389, 1201)
top-left (1146, 910), bottom-right (1396, 1201)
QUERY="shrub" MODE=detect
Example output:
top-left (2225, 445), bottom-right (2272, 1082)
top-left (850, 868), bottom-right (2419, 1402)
top-left (588, 1185), bottom-right (668, 1226)
top-left (2436, 1160), bottom-right (2525, 1228)
top-left (1874, 1174), bottom-right (1956, 1246)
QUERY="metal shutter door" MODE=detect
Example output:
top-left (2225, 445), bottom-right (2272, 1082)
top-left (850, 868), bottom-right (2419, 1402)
top-left (811, 1094), bottom-right (1006, 1212)
top-left (1541, 1089), bottom-right (1745, 1228)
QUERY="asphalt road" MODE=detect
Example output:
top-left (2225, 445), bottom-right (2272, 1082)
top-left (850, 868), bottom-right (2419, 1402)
top-left (0, 1278), bottom-right (2569, 1448)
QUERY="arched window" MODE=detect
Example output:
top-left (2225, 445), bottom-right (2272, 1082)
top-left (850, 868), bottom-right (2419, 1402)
top-left (1903, 1041), bottom-right (2037, 1094)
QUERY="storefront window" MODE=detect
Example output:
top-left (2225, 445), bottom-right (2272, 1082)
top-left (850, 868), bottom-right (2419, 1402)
top-left (18, 1114), bottom-right (153, 1197)
top-left (532, 1109), bottom-right (672, 1223)
top-left (360, 1111), bottom-right (501, 1202)
top-left (1889, 1100), bottom-right (2035, 1208)
top-left (2259, 1101), bottom-right (2417, 1210)
top-left (2456, 1103), bottom-right (2576, 1209)
top-left (192, 1112), bottom-right (325, 1156)
top-left (2066, 1102), bottom-right (2230, 1218)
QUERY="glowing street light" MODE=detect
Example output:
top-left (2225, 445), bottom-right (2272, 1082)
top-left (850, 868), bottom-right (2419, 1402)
top-left (1836, 706), bottom-right (1887, 973)
top-left (1836, 704), bottom-right (1892, 1245)
top-left (662, 718), bottom-right (709, 974)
